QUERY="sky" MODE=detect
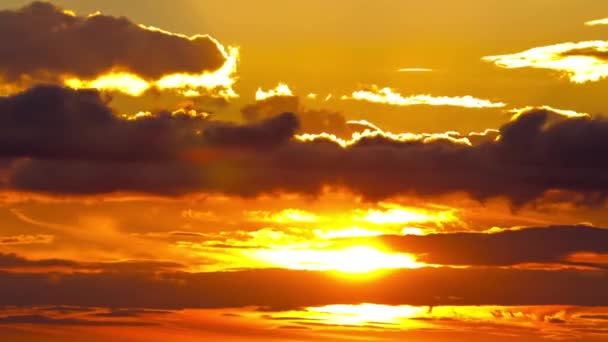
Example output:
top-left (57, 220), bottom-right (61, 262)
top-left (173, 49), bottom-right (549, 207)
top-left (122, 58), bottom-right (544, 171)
top-left (0, 1), bottom-right (608, 341)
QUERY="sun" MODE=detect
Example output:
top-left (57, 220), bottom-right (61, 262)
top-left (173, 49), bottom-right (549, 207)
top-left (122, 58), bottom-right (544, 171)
top-left (251, 245), bottom-right (424, 274)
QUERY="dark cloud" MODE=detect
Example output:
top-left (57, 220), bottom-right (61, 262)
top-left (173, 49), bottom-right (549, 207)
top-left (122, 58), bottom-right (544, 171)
top-left (0, 86), bottom-right (202, 161)
top-left (242, 95), bottom-right (354, 138)
top-left (204, 111), bottom-right (299, 148)
top-left (0, 253), bottom-right (183, 273)
top-left (0, 86), bottom-right (293, 163)
top-left (92, 309), bottom-right (174, 318)
top-left (0, 261), bottom-right (606, 309)
top-left (0, 314), bottom-right (153, 326)
top-left (3, 86), bottom-right (608, 205)
top-left (0, 2), bottom-right (225, 84)
top-left (376, 225), bottom-right (608, 267)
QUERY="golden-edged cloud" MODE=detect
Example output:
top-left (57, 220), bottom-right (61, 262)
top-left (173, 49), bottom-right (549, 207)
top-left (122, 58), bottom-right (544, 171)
top-left (483, 41), bottom-right (608, 83)
top-left (0, 2), bottom-right (239, 99)
top-left (508, 105), bottom-right (590, 121)
top-left (342, 85), bottom-right (506, 108)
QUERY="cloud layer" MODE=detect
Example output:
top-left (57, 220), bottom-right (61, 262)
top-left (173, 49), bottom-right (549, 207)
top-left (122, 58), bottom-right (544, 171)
top-left (2, 85), bottom-right (608, 206)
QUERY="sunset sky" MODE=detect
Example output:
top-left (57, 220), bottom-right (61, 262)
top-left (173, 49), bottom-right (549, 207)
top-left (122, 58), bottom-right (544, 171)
top-left (1, 1), bottom-right (608, 341)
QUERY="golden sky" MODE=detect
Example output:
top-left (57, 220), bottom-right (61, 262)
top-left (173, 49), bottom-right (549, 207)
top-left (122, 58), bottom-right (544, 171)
top-left (0, 1), bottom-right (608, 341)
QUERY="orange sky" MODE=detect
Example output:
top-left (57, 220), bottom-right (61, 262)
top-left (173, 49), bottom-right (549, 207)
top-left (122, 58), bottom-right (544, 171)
top-left (0, 1), bottom-right (608, 341)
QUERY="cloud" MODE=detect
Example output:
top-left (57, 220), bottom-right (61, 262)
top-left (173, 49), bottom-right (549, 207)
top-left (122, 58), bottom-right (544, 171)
top-left (374, 225), bottom-right (608, 267)
top-left (0, 255), bottom-right (606, 308)
top-left (483, 41), bottom-right (608, 83)
top-left (397, 68), bottom-right (434, 72)
top-left (242, 91), bottom-right (355, 138)
top-left (0, 2), bottom-right (237, 98)
top-left (0, 234), bottom-right (53, 245)
top-left (0, 314), bottom-right (153, 326)
top-left (342, 85), bottom-right (506, 108)
top-left (255, 83), bottom-right (294, 101)
top-left (585, 18), bottom-right (608, 26)
top-left (3, 87), bottom-right (608, 205)
top-left (0, 253), bottom-right (183, 273)
top-left (0, 86), bottom-right (210, 161)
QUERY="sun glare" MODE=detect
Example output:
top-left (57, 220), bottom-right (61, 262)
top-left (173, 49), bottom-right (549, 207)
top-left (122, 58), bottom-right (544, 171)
top-left (305, 304), bottom-right (427, 326)
top-left (251, 245), bottom-right (424, 273)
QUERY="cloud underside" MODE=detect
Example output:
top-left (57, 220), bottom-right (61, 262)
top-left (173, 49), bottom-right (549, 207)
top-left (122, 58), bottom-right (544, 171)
top-left (1, 86), bottom-right (608, 205)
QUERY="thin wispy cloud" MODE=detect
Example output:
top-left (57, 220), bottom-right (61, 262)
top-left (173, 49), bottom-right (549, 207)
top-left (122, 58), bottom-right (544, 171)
top-left (483, 41), bottom-right (608, 83)
top-left (342, 85), bottom-right (506, 108)
top-left (585, 18), bottom-right (608, 26)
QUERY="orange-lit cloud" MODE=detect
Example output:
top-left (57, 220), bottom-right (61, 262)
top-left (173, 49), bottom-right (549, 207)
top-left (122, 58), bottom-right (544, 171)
top-left (343, 85), bottom-right (506, 108)
top-left (483, 41), bottom-right (608, 83)
top-left (255, 83), bottom-right (294, 101)
top-left (0, 234), bottom-right (53, 245)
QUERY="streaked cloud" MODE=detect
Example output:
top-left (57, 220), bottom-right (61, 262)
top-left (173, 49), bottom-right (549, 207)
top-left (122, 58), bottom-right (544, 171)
top-left (0, 234), bottom-right (53, 245)
top-left (342, 85), bottom-right (506, 108)
top-left (397, 68), bottom-right (434, 72)
top-left (483, 41), bottom-right (608, 83)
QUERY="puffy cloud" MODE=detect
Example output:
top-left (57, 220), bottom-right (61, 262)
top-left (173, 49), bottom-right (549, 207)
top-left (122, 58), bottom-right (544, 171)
top-left (0, 86), bottom-right (210, 161)
top-left (483, 41), bottom-right (608, 83)
top-left (0, 2), bottom-right (237, 98)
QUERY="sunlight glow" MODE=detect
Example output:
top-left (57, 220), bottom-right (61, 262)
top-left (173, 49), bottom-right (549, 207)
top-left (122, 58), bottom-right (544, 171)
top-left (306, 304), bottom-right (427, 326)
top-left (255, 83), bottom-right (294, 101)
top-left (313, 227), bottom-right (385, 239)
top-left (483, 41), bottom-right (608, 83)
top-left (251, 245), bottom-right (424, 273)
top-left (343, 85), bottom-right (506, 108)
top-left (64, 44), bottom-right (239, 99)
top-left (246, 209), bottom-right (319, 223)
